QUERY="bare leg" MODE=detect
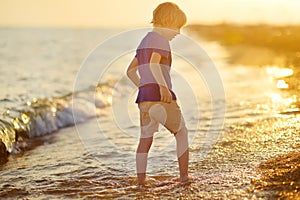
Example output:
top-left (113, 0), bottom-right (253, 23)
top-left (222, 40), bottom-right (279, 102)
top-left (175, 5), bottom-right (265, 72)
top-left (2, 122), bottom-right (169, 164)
top-left (175, 127), bottom-right (189, 182)
top-left (136, 137), bottom-right (153, 185)
top-left (178, 149), bottom-right (189, 182)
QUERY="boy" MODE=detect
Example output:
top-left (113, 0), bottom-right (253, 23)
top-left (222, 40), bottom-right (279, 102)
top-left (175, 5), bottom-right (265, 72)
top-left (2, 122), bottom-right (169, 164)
top-left (126, 2), bottom-right (188, 185)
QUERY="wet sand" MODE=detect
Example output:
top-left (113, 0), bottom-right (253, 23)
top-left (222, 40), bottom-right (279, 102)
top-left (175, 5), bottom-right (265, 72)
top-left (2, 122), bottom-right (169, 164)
top-left (187, 24), bottom-right (300, 199)
top-left (1, 113), bottom-right (298, 199)
top-left (253, 151), bottom-right (300, 199)
top-left (192, 115), bottom-right (300, 199)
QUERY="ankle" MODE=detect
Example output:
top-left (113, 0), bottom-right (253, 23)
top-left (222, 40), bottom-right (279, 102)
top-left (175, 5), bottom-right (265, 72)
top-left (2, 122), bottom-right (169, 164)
top-left (180, 175), bottom-right (189, 183)
top-left (137, 173), bottom-right (146, 185)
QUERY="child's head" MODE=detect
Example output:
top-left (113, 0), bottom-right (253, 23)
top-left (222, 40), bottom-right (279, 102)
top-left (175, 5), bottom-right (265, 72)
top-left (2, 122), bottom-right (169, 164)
top-left (151, 2), bottom-right (187, 29)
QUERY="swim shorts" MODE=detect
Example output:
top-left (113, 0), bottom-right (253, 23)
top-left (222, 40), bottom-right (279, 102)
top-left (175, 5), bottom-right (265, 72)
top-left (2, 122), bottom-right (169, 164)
top-left (138, 101), bottom-right (186, 138)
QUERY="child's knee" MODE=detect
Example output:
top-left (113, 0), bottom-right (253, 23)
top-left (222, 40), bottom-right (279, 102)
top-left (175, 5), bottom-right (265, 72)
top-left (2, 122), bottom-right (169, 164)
top-left (175, 126), bottom-right (188, 139)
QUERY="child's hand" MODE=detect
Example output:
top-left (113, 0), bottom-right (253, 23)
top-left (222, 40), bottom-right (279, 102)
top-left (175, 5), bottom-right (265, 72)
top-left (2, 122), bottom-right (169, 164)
top-left (160, 86), bottom-right (172, 103)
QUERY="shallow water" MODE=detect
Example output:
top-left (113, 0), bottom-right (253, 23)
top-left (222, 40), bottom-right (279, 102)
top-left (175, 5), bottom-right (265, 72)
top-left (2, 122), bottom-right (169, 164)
top-left (1, 116), bottom-right (298, 199)
top-left (0, 28), bottom-right (299, 199)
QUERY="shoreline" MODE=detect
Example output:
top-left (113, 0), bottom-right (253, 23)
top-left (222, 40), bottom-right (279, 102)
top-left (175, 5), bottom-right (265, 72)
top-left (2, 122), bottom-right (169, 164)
top-left (186, 23), bottom-right (300, 112)
top-left (187, 23), bottom-right (300, 199)
top-left (186, 24), bottom-right (300, 68)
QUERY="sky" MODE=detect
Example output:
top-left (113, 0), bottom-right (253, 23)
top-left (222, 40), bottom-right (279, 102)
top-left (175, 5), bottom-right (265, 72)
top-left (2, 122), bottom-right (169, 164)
top-left (1, 0), bottom-right (300, 28)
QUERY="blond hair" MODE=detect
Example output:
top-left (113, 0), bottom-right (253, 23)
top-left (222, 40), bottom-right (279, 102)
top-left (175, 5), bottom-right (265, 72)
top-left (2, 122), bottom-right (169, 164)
top-left (151, 2), bottom-right (187, 28)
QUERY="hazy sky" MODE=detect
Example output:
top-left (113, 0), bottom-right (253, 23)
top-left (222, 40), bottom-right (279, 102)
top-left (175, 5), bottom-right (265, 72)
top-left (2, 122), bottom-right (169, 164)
top-left (1, 0), bottom-right (300, 28)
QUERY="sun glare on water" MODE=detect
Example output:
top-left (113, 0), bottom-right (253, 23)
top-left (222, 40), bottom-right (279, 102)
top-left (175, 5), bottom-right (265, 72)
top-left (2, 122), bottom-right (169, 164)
top-left (266, 66), bottom-right (294, 78)
top-left (266, 65), bottom-right (294, 89)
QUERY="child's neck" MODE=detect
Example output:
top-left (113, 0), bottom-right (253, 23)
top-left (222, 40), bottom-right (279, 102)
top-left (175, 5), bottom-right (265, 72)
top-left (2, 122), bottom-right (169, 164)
top-left (152, 27), bottom-right (169, 40)
top-left (153, 27), bottom-right (164, 34)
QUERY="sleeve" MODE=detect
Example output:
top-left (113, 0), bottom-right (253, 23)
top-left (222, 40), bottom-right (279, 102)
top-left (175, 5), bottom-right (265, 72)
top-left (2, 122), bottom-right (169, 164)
top-left (152, 47), bottom-right (170, 58)
top-left (137, 34), bottom-right (170, 59)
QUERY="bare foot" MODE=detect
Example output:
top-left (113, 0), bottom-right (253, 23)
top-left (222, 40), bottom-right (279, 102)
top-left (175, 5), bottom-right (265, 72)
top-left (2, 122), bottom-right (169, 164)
top-left (180, 176), bottom-right (191, 186)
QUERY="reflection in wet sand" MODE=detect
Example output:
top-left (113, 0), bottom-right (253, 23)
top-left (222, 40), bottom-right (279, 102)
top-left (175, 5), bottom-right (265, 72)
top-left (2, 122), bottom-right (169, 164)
top-left (187, 24), bottom-right (300, 199)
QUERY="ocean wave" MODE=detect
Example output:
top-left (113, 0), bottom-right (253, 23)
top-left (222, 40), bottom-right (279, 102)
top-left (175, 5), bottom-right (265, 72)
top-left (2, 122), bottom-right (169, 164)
top-left (0, 81), bottom-right (114, 162)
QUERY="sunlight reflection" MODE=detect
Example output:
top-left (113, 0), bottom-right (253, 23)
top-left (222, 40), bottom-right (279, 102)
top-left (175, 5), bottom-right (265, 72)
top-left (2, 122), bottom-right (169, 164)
top-left (276, 80), bottom-right (289, 89)
top-left (270, 93), bottom-right (282, 102)
top-left (269, 93), bottom-right (297, 107)
top-left (51, 106), bottom-right (57, 116)
top-left (13, 118), bottom-right (20, 130)
top-left (21, 113), bottom-right (30, 124)
top-left (266, 66), bottom-right (294, 78)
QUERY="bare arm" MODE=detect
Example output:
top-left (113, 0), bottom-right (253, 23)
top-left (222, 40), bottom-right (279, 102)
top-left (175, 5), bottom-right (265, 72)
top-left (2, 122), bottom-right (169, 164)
top-left (149, 52), bottom-right (172, 103)
top-left (149, 52), bottom-right (168, 87)
top-left (126, 57), bottom-right (139, 87)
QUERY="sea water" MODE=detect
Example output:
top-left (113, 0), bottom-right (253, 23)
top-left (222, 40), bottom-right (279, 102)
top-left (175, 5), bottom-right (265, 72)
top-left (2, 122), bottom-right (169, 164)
top-left (0, 27), bottom-right (299, 199)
